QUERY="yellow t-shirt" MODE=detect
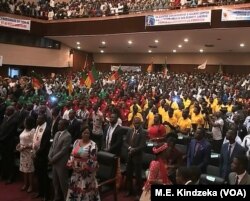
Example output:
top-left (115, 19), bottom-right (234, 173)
top-left (227, 104), bottom-right (233, 113)
top-left (183, 99), bottom-right (191, 108)
top-left (174, 109), bottom-right (182, 121)
top-left (158, 106), bottom-right (165, 117)
top-left (191, 113), bottom-right (205, 128)
top-left (171, 102), bottom-right (179, 110)
top-left (146, 111), bottom-right (155, 128)
top-left (177, 117), bottom-right (192, 133)
top-left (163, 114), bottom-right (178, 127)
top-left (128, 112), bottom-right (143, 122)
top-left (130, 104), bottom-right (142, 113)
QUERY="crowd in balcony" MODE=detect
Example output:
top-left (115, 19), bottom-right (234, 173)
top-left (0, 0), bottom-right (247, 20)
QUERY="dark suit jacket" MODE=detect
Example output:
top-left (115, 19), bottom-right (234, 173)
top-left (68, 118), bottom-right (81, 143)
top-left (124, 127), bottom-right (147, 163)
top-left (187, 138), bottom-right (211, 173)
top-left (48, 130), bottom-right (72, 167)
top-left (35, 124), bottom-right (51, 160)
top-left (220, 142), bottom-right (246, 179)
top-left (0, 115), bottom-right (18, 142)
top-left (228, 172), bottom-right (250, 185)
top-left (51, 116), bottom-right (61, 139)
top-left (103, 124), bottom-right (125, 156)
top-left (16, 109), bottom-right (29, 132)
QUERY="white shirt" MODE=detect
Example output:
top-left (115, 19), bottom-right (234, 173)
top-left (243, 116), bottom-right (250, 132)
top-left (33, 122), bottom-right (47, 151)
top-left (212, 118), bottom-right (224, 140)
top-left (63, 109), bottom-right (71, 120)
top-left (106, 122), bottom-right (119, 150)
top-left (241, 134), bottom-right (250, 157)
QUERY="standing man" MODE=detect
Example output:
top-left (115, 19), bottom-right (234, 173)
top-left (68, 110), bottom-right (81, 144)
top-left (48, 119), bottom-right (72, 201)
top-left (32, 114), bottom-right (51, 201)
top-left (187, 128), bottom-right (211, 173)
top-left (220, 128), bottom-right (246, 180)
top-left (124, 117), bottom-right (146, 200)
top-left (103, 112), bottom-right (123, 156)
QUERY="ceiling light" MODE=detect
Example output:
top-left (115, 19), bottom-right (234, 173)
top-left (101, 41), bottom-right (106, 45)
top-left (148, 50), bottom-right (152, 53)
top-left (178, 44), bottom-right (182, 48)
top-left (77, 46), bottom-right (81, 49)
top-left (76, 42), bottom-right (80, 45)
top-left (240, 43), bottom-right (245, 47)
top-left (200, 49), bottom-right (204, 53)
top-left (128, 40), bottom-right (133, 45)
top-left (173, 49), bottom-right (176, 53)
top-left (100, 50), bottom-right (104, 53)
top-left (184, 38), bottom-right (189, 42)
top-left (154, 40), bottom-right (159, 43)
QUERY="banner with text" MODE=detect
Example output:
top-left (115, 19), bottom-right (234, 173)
top-left (221, 9), bottom-right (250, 21)
top-left (145, 10), bottom-right (211, 26)
top-left (111, 65), bottom-right (141, 72)
top-left (0, 16), bottom-right (31, 30)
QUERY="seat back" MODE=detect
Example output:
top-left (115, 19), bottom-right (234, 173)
top-left (175, 144), bottom-right (187, 155)
top-left (199, 174), bottom-right (225, 185)
top-left (97, 151), bottom-right (118, 182)
top-left (206, 165), bottom-right (220, 177)
top-left (142, 152), bottom-right (156, 170)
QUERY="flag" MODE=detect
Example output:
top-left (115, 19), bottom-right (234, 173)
top-left (198, 60), bottom-right (207, 69)
top-left (163, 57), bottom-right (168, 77)
top-left (85, 64), bottom-right (99, 88)
top-left (110, 66), bottom-right (122, 80)
top-left (147, 63), bottom-right (153, 73)
top-left (31, 71), bottom-right (43, 89)
top-left (80, 71), bottom-right (87, 86)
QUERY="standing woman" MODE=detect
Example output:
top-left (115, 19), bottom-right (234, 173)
top-left (140, 143), bottom-right (172, 201)
top-left (66, 126), bottom-right (100, 201)
top-left (16, 116), bottom-right (36, 192)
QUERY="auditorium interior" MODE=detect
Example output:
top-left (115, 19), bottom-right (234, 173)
top-left (0, 0), bottom-right (250, 201)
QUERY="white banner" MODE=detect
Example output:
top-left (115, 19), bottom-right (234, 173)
top-left (0, 56), bottom-right (2, 66)
top-left (0, 16), bottom-right (31, 30)
top-left (221, 9), bottom-right (250, 21)
top-left (111, 65), bottom-right (141, 72)
top-left (145, 10), bottom-right (211, 26)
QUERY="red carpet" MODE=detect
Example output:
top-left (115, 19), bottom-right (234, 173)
top-left (0, 181), bottom-right (135, 201)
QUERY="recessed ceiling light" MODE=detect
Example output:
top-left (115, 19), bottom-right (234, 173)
top-left (128, 40), bottom-right (133, 44)
top-left (173, 49), bottom-right (176, 53)
top-left (240, 43), bottom-right (245, 47)
top-left (100, 50), bottom-right (104, 53)
top-left (148, 50), bottom-right (152, 53)
top-left (155, 40), bottom-right (159, 43)
top-left (184, 38), bottom-right (189, 42)
top-left (200, 49), bottom-right (204, 53)
top-left (76, 42), bottom-right (80, 45)
top-left (77, 46), bottom-right (81, 49)
top-left (101, 41), bottom-right (106, 45)
top-left (178, 44), bottom-right (182, 48)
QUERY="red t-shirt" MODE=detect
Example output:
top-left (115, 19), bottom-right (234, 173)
top-left (148, 124), bottom-right (166, 139)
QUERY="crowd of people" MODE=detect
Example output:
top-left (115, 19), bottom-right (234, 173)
top-left (0, 69), bottom-right (250, 201)
top-left (0, 0), bottom-right (247, 20)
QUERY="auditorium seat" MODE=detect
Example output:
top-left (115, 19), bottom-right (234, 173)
top-left (97, 151), bottom-right (118, 201)
top-left (199, 174), bottom-right (225, 185)
top-left (209, 152), bottom-right (220, 166)
top-left (206, 165), bottom-right (220, 177)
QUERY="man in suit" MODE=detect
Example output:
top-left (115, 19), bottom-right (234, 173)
top-left (229, 154), bottom-right (250, 185)
top-left (16, 102), bottom-right (29, 135)
top-left (103, 112), bottom-right (123, 156)
top-left (220, 128), bottom-right (246, 180)
top-left (48, 119), bottom-right (72, 201)
top-left (0, 106), bottom-right (18, 183)
top-left (187, 128), bottom-right (211, 173)
top-left (51, 107), bottom-right (61, 139)
top-left (124, 117), bottom-right (146, 199)
top-left (68, 110), bottom-right (81, 144)
top-left (176, 166), bottom-right (196, 185)
top-left (33, 114), bottom-right (51, 201)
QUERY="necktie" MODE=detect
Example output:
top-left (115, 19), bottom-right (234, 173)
top-left (195, 142), bottom-right (200, 156)
top-left (235, 176), bottom-right (239, 185)
top-left (228, 144), bottom-right (232, 158)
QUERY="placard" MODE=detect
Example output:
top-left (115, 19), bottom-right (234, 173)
top-left (0, 16), bottom-right (31, 30)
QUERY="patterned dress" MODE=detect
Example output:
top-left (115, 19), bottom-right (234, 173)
top-left (66, 140), bottom-right (100, 201)
top-left (19, 128), bottom-right (35, 173)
